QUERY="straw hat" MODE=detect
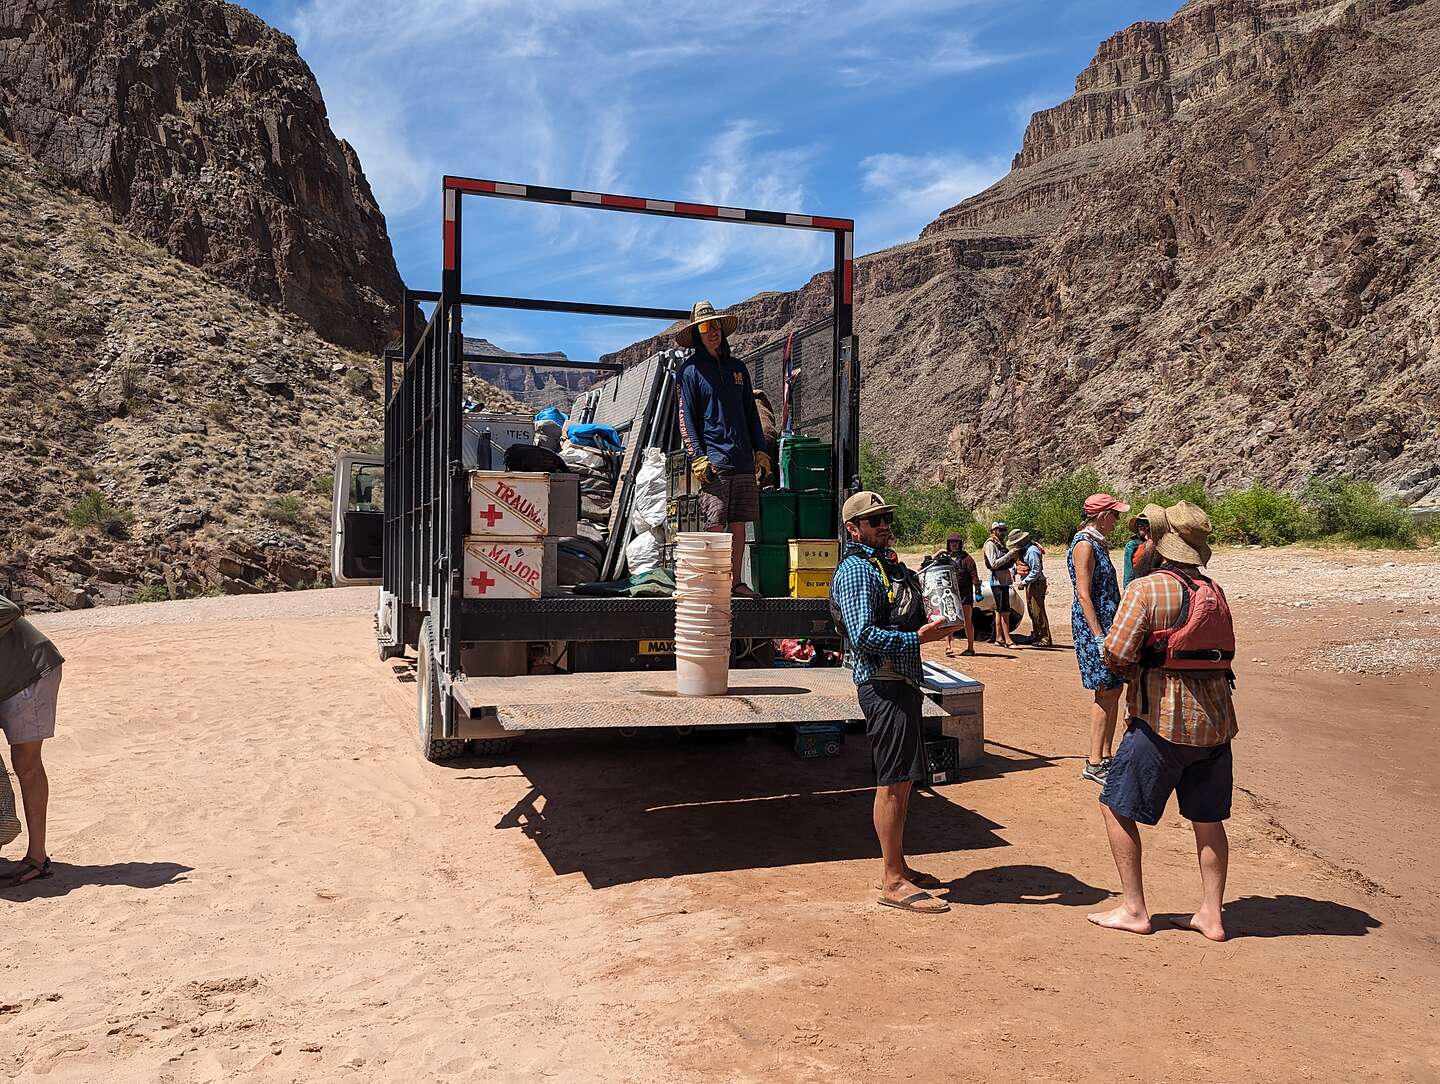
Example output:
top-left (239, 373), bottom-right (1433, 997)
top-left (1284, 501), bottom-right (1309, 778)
top-left (1006, 528), bottom-right (1032, 549)
top-left (674, 300), bottom-right (738, 348)
top-left (1129, 502), bottom-right (1163, 534)
top-left (1152, 500), bottom-right (1213, 566)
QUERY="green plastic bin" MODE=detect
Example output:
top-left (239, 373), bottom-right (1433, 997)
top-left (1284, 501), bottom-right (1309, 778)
top-left (750, 543), bottom-right (791, 597)
top-left (780, 437), bottom-right (832, 491)
top-left (797, 491), bottom-right (835, 538)
top-left (757, 490), bottom-right (798, 544)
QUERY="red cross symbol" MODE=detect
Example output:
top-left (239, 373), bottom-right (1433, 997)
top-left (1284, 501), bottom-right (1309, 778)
top-left (479, 504), bottom-right (505, 528)
top-left (469, 571), bottom-right (496, 594)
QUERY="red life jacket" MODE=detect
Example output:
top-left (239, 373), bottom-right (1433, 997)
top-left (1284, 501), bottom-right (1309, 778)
top-left (1140, 567), bottom-right (1236, 671)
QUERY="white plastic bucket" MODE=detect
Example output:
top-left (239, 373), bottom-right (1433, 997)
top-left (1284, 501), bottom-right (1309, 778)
top-left (676, 652), bottom-right (729, 696)
top-left (674, 531), bottom-right (733, 696)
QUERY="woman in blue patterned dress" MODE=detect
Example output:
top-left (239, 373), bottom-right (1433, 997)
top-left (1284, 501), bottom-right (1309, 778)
top-left (1068, 494), bottom-right (1130, 784)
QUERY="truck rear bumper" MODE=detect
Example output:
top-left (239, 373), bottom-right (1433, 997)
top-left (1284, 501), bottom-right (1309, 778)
top-left (458, 595), bottom-right (834, 642)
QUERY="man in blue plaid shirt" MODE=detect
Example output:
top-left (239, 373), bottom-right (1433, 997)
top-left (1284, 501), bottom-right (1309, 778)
top-left (832, 491), bottom-right (950, 915)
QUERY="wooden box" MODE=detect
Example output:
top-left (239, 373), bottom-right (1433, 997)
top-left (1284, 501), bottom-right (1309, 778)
top-left (462, 537), bottom-right (558, 599)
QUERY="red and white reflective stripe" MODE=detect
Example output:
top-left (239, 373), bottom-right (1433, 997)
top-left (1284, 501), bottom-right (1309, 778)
top-left (842, 231), bottom-right (854, 305)
top-left (442, 175), bottom-right (854, 232)
top-left (443, 188), bottom-right (458, 271)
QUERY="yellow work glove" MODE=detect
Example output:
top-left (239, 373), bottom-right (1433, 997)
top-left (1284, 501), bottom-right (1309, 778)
top-left (753, 451), bottom-right (772, 482)
top-left (691, 455), bottom-right (715, 487)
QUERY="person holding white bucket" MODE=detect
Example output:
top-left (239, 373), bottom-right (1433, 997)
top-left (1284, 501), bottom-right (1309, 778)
top-left (675, 300), bottom-right (772, 597)
top-left (829, 492), bottom-right (951, 915)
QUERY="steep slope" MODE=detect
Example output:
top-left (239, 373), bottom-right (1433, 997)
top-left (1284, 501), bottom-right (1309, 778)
top-left (607, 0), bottom-right (1440, 506)
top-left (0, 137), bottom-right (518, 611)
top-left (0, 0), bottom-right (403, 351)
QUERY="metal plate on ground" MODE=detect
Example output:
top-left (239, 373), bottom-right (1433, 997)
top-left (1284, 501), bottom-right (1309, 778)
top-left (452, 668), bottom-right (944, 730)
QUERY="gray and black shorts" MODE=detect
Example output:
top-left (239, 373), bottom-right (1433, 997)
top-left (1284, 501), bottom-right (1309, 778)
top-left (700, 469), bottom-right (760, 529)
top-left (858, 679), bottom-right (927, 786)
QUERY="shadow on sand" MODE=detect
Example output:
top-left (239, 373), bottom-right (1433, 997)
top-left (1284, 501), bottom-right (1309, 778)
top-left (0, 860), bottom-right (192, 901)
top-left (940, 864), bottom-right (1113, 907)
top-left (469, 729), bottom-right (1046, 888)
top-left (1157, 894), bottom-right (1382, 938)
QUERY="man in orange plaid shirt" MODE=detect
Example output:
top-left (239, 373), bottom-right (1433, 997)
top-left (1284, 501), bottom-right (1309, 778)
top-left (1088, 501), bottom-right (1237, 942)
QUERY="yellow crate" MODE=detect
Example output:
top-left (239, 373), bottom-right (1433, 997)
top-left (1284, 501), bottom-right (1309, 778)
top-left (789, 567), bottom-right (834, 598)
top-left (788, 538), bottom-right (840, 570)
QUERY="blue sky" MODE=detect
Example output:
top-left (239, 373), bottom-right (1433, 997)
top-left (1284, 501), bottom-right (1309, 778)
top-left (240, 0), bottom-right (1180, 360)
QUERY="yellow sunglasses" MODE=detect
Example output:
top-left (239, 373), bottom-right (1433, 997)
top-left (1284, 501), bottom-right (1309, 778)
top-left (697, 320), bottom-right (717, 334)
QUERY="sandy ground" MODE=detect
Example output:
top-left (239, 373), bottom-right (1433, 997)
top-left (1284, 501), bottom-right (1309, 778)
top-left (5, 546), bottom-right (1439, 1082)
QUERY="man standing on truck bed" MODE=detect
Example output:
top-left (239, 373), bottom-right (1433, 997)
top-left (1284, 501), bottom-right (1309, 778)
top-left (831, 491), bottom-right (951, 915)
top-left (675, 300), bottom-right (771, 597)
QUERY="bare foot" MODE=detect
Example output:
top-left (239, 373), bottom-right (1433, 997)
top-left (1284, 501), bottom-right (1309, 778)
top-left (1180, 911), bottom-right (1228, 942)
top-left (1087, 905), bottom-right (1153, 934)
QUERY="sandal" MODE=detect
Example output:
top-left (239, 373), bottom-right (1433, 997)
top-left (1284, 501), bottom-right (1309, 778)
top-left (878, 890), bottom-right (950, 914)
top-left (3, 856), bottom-right (52, 888)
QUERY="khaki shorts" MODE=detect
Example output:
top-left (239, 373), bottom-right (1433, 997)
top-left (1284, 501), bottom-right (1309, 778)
top-left (0, 666), bottom-right (61, 745)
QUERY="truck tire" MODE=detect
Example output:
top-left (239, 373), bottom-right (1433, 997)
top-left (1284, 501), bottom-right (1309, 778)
top-left (467, 737), bottom-right (517, 757)
top-left (417, 617), bottom-right (463, 763)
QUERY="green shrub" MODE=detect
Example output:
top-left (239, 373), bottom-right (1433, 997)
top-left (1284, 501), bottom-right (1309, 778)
top-left (204, 401), bottom-right (232, 425)
top-left (262, 494), bottom-right (306, 527)
top-left (1211, 483), bottom-right (1311, 545)
top-left (342, 367), bottom-right (371, 393)
top-left (858, 442), bottom-right (978, 549)
top-left (131, 583), bottom-right (170, 604)
top-left (1301, 476), bottom-right (1415, 547)
top-left (68, 490), bottom-right (131, 537)
top-left (998, 466), bottom-right (1112, 545)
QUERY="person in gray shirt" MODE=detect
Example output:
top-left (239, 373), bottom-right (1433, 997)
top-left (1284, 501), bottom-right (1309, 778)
top-left (0, 594), bottom-right (63, 886)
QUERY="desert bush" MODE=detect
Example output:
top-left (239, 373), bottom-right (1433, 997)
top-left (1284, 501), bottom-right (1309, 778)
top-left (1210, 483), bottom-right (1311, 545)
top-left (998, 466), bottom-right (1114, 545)
top-left (131, 583), bottom-right (170, 604)
top-left (1301, 476), bottom-right (1415, 547)
top-left (204, 401), bottom-right (232, 425)
top-left (68, 490), bottom-right (132, 537)
top-left (262, 494), bottom-right (306, 527)
top-left (859, 442), bottom-right (979, 548)
top-left (342, 367), bottom-right (371, 393)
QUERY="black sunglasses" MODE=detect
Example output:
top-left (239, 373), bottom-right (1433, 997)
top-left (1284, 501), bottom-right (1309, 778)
top-left (862, 511), bottom-right (895, 527)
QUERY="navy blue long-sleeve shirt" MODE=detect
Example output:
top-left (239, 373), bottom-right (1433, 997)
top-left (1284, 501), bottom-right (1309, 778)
top-left (676, 346), bottom-right (766, 474)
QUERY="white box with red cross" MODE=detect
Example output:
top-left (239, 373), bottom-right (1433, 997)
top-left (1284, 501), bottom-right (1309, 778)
top-left (462, 537), bottom-right (559, 599)
top-left (468, 470), bottom-right (578, 538)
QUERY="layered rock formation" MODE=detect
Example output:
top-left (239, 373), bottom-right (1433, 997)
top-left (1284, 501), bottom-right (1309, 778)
top-left (610, 0), bottom-right (1440, 507)
top-left (0, 137), bottom-right (518, 610)
top-left (0, 0), bottom-right (403, 351)
top-left (463, 338), bottom-right (604, 411)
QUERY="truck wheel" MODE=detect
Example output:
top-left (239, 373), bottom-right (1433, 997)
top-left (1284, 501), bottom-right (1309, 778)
top-left (417, 617), bottom-right (463, 763)
top-left (467, 737), bottom-right (516, 757)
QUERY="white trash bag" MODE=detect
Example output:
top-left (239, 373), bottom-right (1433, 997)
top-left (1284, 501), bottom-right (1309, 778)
top-left (630, 447), bottom-right (668, 533)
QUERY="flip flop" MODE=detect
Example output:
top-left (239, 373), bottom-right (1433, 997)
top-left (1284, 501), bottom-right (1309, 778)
top-left (2, 856), bottom-right (51, 888)
top-left (878, 890), bottom-right (950, 914)
top-left (873, 871), bottom-right (945, 891)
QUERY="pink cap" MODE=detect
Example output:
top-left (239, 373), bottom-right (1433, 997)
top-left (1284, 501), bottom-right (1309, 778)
top-left (1083, 493), bottom-right (1131, 516)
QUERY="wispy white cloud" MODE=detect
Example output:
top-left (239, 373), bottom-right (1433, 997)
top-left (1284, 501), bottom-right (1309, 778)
top-left (858, 150), bottom-right (1008, 250)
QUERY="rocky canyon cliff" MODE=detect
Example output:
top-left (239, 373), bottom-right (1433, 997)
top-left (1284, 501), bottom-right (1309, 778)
top-left (607, 0), bottom-right (1440, 507)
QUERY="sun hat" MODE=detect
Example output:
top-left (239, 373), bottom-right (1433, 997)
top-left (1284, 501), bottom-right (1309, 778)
top-left (1152, 500), bottom-right (1213, 566)
top-left (842, 490), bottom-right (896, 523)
top-left (1082, 493), bottom-right (1131, 517)
top-left (674, 300), bottom-right (738, 348)
top-left (1134, 502), bottom-right (1166, 537)
top-left (1127, 511), bottom-right (1150, 532)
top-left (1006, 528), bottom-right (1032, 549)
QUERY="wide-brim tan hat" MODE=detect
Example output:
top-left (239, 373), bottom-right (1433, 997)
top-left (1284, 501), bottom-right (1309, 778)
top-left (1153, 500), bottom-right (1213, 566)
top-left (1006, 528), bottom-right (1031, 549)
top-left (674, 300), bottom-right (738, 348)
top-left (842, 490), bottom-right (896, 523)
top-left (1131, 502), bottom-right (1165, 535)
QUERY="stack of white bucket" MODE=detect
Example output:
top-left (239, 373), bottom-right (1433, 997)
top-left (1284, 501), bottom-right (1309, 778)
top-left (673, 531), bottom-right (733, 696)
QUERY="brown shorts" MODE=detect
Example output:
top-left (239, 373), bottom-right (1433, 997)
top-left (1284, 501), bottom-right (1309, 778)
top-left (700, 470), bottom-right (760, 528)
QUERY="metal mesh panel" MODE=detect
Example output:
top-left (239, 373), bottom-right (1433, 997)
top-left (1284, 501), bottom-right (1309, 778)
top-left (741, 319), bottom-right (835, 443)
top-left (574, 352), bottom-right (663, 434)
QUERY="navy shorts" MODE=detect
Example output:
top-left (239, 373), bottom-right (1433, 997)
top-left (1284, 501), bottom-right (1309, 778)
top-left (1099, 720), bottom-right (1233, 825)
